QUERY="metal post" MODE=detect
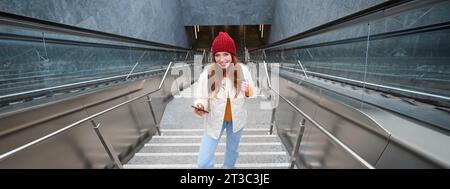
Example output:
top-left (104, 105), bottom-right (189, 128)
top-left (202, 49), bottom-right (206, 67)
top-left (297, 60), bottom-right (309, 79)
top-left (91, 120), bottom-right (123, 169)
top-left (257, 62), bottom-right (260, 89)
top-left (269, 107), bottom-right (276, 135)
top-left (146, 96), bottom-right (161, 136)
top-left (290, 118), bottom-right (306, 169)
top-left (174, 75), bottom-right (181, 94)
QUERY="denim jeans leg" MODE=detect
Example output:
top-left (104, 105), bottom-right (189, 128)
top-left (197, 124), bottom-right (226, 169)
top-left (197, 133), bottom-right (218, 169)
top-left (223, 122), bottom-right (243, 169)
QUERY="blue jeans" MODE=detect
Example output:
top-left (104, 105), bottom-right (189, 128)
top-left (197, 121), bottom-right (243, 169)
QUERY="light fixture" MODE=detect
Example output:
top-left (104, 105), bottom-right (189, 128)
top-left (194, 25), bottom-right (198, 39)
top-left (260, 24), bottom-right (264, 38)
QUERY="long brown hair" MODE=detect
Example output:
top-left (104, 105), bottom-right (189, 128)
top-left (208, 56), bottom-right (244, 98)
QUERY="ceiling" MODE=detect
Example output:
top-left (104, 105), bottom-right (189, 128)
top-left (185, 25), bottom-right (270, 55)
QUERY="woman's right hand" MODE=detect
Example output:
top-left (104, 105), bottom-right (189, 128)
top-left (194, 103), bottom-right (206, 117)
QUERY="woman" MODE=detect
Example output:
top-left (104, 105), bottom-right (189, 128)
top-left (193, 32), bottom-right (256, 169)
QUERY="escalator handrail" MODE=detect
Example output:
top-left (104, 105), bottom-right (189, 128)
top-left (253, 0), bottom-right (446, 51)
top-left (0, 11), bottom-right (191, 51)
top-left (0, 61), bottom-right (194, 103)
top-left (0, 62), bottom-right (174, 162)
top-left (279, 65), bottom-right (450, 102)
top-left (0, 66), bottom-right (166, 101)
top-left (263, 61), bottom-right (375, 169)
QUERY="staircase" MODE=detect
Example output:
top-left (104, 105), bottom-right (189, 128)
top-left (124, 84), bottom-right (290, 169)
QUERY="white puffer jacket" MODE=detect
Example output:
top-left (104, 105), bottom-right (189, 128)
top-left (193, 64), bottom-right (256, 139)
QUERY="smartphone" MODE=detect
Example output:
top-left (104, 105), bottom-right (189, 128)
top-left (191, 105), bottom-right (209, 113)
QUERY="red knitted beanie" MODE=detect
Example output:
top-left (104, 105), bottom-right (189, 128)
top-left (211, 32), bottom-right (236, 56)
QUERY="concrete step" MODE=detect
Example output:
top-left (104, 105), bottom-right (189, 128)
top-left (160, 128), bottom-right (273, 136)
top-left (140, 142), bottom-right (285, 153)
top-left (160, 122), bottom-right (273, 130)
top-left (126, 151), bottom-right (289, 165)
top-left (149, 134), bottom-right (281, 143)
top-left (124, 163), bottom-right (290, 169)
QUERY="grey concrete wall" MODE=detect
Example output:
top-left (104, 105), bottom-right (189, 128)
top-left (181, 0), bottom-right (275, 25)
top-left (0, 0), bottom-right (189, 47)
top-left (268, 0), bottom-right (387, 43)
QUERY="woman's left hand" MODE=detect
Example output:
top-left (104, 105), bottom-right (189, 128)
top-left (241, 81), bottom-right (249, 93)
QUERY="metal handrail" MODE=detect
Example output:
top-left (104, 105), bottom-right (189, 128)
top-left (0, 62), bottom-right (174, 162)
top-left (263, 61), bottom-right (375, 169)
